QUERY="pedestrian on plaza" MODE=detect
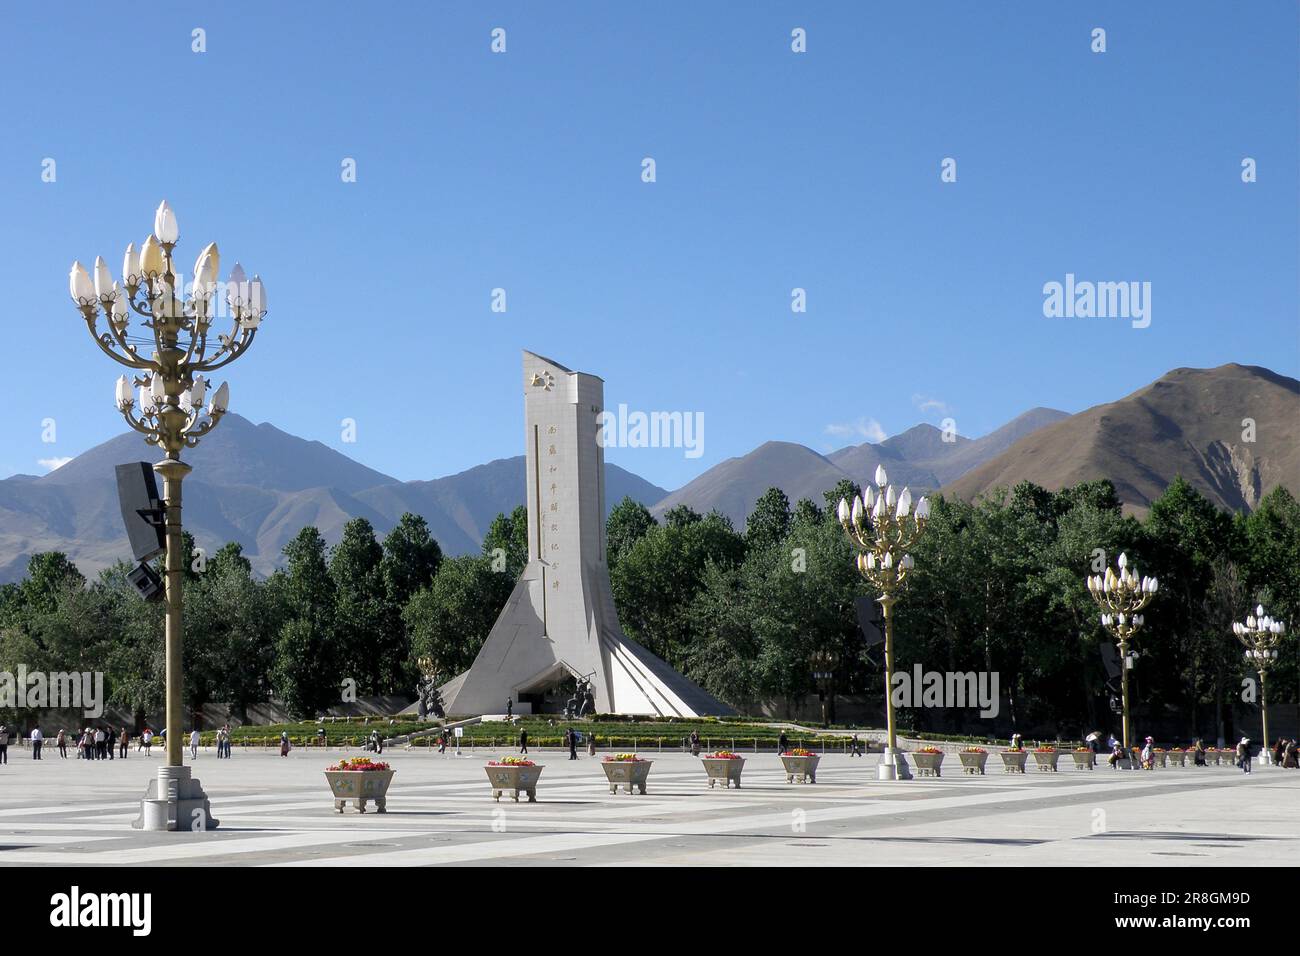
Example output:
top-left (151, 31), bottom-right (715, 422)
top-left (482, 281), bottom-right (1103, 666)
top-left (142, 727), bottom-right (153, 755)
top-left (1192, 739), bottom-right (1206, 766)
top-left (1285, 740), bottom-right (1299, 769)
top-left (849, 733), bottom-right (863, 757)
top-left (1273, 738), bottom-right (1286, 766)
top-left (190, 728), bottom-right (200, 760)
top-left (77, 729), bottom-right (88, 760)
top-left (1107, 742), bottom-right (1124, 768)
top-left (1236, 736), bottom-right (1252, 773)
top-left (588, 732), bottom-right (597, 757)
top-left (119, 727), bottom-right (129, 758)
top-left (56, 729), bottom-right (67, 758)
top-left (689, 730), bottom-right (701, 757)
top-left (93, 727), bottom-right (105, 759)
top-left (778, 731), bottom-right (789, 753)
top-left (30, 725), bottom-right (42, 759)
top-left (280, 732), bottom-right (291, 757)
top-left (518, 728), bottom-right (528, 754)
top-left (506, 697), bottom-right (513, 720)
top-left (1140, 736), bottom-right (1154, 770)
top-left (0, 724), bottom-right (9, 764)
top-left (106, 727), bottom-right (116, 760)
top-left (1085, 731), bottom-right (1102, 768)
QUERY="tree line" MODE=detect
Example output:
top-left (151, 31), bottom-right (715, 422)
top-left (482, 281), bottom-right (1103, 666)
top-left (1, 477), bottom-right (1297, 737)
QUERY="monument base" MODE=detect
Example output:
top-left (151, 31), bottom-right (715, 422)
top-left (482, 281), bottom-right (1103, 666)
top-left (877, 747), bottom-right (913, 781)
top-left (132, 765), bottom-right (219, 831)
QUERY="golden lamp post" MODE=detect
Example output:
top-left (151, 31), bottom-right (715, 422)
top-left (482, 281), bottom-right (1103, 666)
top-left (1086, 553), bottom-right (1157, 757)
top-left (1234, 606), bottom-right (1287, 764)
top-left (838, 466), bottom-right (929, 781)
top-left (69, 201), bottom-right (265, 830)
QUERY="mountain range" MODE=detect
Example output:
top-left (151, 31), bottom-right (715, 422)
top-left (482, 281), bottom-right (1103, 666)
top-left (0, 363), bottom-right (1293, 582)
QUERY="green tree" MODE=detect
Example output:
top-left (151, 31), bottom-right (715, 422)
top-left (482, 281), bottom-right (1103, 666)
top-left (745, 487), bottom-right (792, 552)
top-left (482, 505), bottom-right (529, 578)
top-left (271, 527), bottom-right (340, 717)
top-left (404, 556), bottom-right (513, 681)
top-left (606, 497), bottom-right (657, 570)
top-left (380, 513), bottom-right (443, 607)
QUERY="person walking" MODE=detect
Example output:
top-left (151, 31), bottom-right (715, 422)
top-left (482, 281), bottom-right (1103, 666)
top-left (518, 728), bottom-right (528, 754)
top-left (689, 730), bottom-right (701, 757)
top-left (588, 732), bottom-right (597, 757)
top-left (506, 697), bottom-right (513, 720)
top-left (280, 732), bottom-right (291, 757)
top-left (119, 726), bottom-right (129, 759)
top-left (142, 727), bottom-right (153, 756)
top-left (778, 731), bottom-right (789, 754)
top-left (1085, 731), bottom-right (1101, 768)
top-left (1140, 736), bottom-right (1154, 770)
top-left (0, 724), bottom-right (9, 764)
top-left (1284, 739), bottom-right (1299, 769)
top-left (95, 727), bottom-right (107, 760)
top-left (849, 733), bottom-right (863, 757)
top-left (106, 727), bottom-right (116, 760)
top-left (56, 729), bottom-right (67, 758)
top-left (190, 728), bottom-right (200, 760)
top-left (1193, 738), bottom-right (1206, 766)
top-left (30, 726), bottom-right (42, 760)
top-left (1237, 736), bottom-right (1252, 773)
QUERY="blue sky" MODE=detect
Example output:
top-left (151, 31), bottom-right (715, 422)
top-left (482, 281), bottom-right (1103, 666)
top-left (1, 1), bottom-right (1295, 491)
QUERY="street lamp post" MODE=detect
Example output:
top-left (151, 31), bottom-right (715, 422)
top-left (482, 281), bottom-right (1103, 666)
top-left (1234, 606), bottom-right (1287, 765)
top-left (809, 648), bottom-right (838, 729)
top-left (838, 466), bottom-right (929, 781)
top-left (70, 201), bottom-right (265, 830)
top-left (1086, 553), bottom-right (1157, 758)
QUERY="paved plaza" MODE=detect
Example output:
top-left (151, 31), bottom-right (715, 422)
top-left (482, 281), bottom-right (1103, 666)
top-left (1, 746), bottom-right (1296, 866)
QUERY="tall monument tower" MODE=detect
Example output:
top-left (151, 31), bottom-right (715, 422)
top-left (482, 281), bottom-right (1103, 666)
top-left (439, 351), bottom-right (730, 717)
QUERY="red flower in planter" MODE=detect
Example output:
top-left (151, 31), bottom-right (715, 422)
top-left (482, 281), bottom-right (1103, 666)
top-left (703, 752), bottom-right (742, 760)
top-left (489, 757), bottom-right (536, 767)
top-left (328, 758), bottom-right (390, 772)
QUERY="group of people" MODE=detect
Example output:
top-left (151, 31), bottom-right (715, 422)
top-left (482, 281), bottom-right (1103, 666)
top-left (0, 724), bottom-right (248, 760)
top-left (1270, 737), bottom-right (1300, 768)
top-left (58, 726), bottom-right (132, 760)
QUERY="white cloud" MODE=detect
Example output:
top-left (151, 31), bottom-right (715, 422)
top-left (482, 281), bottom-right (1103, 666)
top-left (38, 457), bottom-right (72, 471)
top-left (912, 393), bottom-right (950, 416)
top-left (824, 417), bottom-right (887, 444)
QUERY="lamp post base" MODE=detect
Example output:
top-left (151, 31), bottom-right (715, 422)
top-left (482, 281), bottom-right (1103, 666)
top-left (132, 765), bottom-right (219, 831)
top-left (877, 747), bottom-right (913, 781)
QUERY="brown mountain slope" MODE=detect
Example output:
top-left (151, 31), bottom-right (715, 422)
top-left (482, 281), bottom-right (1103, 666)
top-left (942, 364), bottom-right (1300, 512)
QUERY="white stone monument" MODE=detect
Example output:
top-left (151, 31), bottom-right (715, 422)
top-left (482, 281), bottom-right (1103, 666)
top-left (439, 352), bottom-right (731, 717)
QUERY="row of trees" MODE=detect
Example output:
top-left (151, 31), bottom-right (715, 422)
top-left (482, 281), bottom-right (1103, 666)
top-left (1, 476), bottom-right (1298, 736)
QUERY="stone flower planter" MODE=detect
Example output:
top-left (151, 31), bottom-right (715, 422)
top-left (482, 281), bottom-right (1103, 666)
top-left (1071, 751), bottom-right (1095, 770)
top-left (779, 753), bottom-right (820, 783)
top-left (958, 751), bottom-right (988, 774)
top-left (1000, 751), bottom-right (1028, 773)
top-left (1154, 751), bottom-right (1167, 768)
top-left (1031, 750), bottom-right (1060, 772)
top-left (1168, 750), bottom-right (1187, 767)
top-left (601, 758), bottom-right (653, 794)
top-left (912, 751), bottom-right (944, 777)
top-left (486, 762), bottom-right (544, 802)
top-left (701, 755), bottom-right (745, 789)
top-left (325, 769), bottom-right (395, 813)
